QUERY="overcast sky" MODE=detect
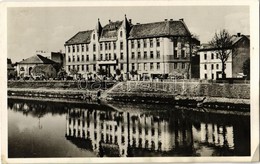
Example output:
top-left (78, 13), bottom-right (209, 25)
top-left (7, 6), bottom-right (249, 62)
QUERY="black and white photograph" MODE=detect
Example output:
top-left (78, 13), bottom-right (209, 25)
top-left (1, 1), bottom-right (259, 163)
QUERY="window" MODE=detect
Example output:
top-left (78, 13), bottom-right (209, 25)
top-left (100, 54), bottom-right (103, 60)
top-left (150, 51), bottom-right (154, 59)
top-left (86, 44), bottom-right (89, 51)
top-left (68, 56), bottom-right (71, 62)
top-left (109, 53), bottom-right (111, 60)
top-left (211, 53), bottom-right (214, 59)
top-left (86, 55), bottom-right (89, 61)
top-left (81, 55), bottom-right (84, 61)
top-left (121, 125), bottom-right (125, 132)
top-left (131, 40), bottom-right (134, 49)
top-left (100, 43), bottom-right (103, 50)
top-left (181, 50), bottom-right (185, 58)
top-left (120, 42), bottom-right (123, 50)
top-left (144, 63), bottom-right (147, 70)
top-left (77, 65), bottom-right (80, 71)
top-left (137, 40), bottom-right (140, 48)
top-left (114, 53), bottom-right (117, 60)
top-left (120, 63), bottom-right (124, 70)
top-left (86, 65), bottom-right (89, 71)
top-left (68, 46), bottom-right (71, 53)
top-left (156, 51), bottom-right (160, 59)
top-left (93, 33), bottom-right (95, 40)
top-left (120, 53), bottom-right (124, 60)
top-left (72, 56), bottom-right (75, 62)
top-left (216, 64), bottom-right (219, 69)
top-left (174, 63), bottom-right (178, 69)
top-left (174, 50), bottom-right (178, 58)
top-left (77, 56), bottom-right (80, 61)
top-left (93, 44), bottom-right (96, 52)
top-left (137, 52), bottom-right (141, 59)
top-left (150, 63), bottom-right (154, 70)
top-left (212, 73), bottom-right (214, 79)
top-left (216, 53), bottom-right (219, 59)
top-left (138, 63), bottom-right (141, 70)
top-left (77, 45), bottom-right (79, 52)
top-left (105, 43), bottom-right (108, 50)
top-left (144, 40), bottom-right (147, 48)
top-left (93, 54), bottom-right (96, 61)
top-left (108, 42), bottom-right (111, 50)
top-left (68, 65), bottom-right (70, 71)
top-left (182, 63), bottom-right (185, 69)
top-left (204, 53), bottom-right (207, 60)
top-left (132, 63), bottom-right (135, 70)
top-left (93, 64), bottom-right (96, 71)
top-left (144, 51), bottom-right (147, 59)
top-left (113, 42), bottom-right (116, 50)
top-left (204, 64), bottom-right (207, 70)
top-left (156, 38), bottom-right (160, 47)
top-left (150, 39), bottom-right (153, 47)
top-left (211, 64), bottom-right (214, 70)
top-left (120, 31), bottom-right (123, 37)
top-left (72, 65), bottom-right (75, 70)
top-left (157, 63), bottom-right (160, 70)
top-left (81, 45), bottom-right (84, 52)
top-left (121, 136), bottom-right (125, 143)
top-left (105, 54), bottom-right (108, 60)
top-left (131, 52), bottom-right (135, 59)
top-left (205, 74), bottom-right (207, 79)
top-left (82, 65), bottom-right (84, 71)
top-left (72, 46), bottom-right (75, 53)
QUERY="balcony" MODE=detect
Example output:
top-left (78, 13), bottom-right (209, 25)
top-left (97, 59), bottom-right (118, 65)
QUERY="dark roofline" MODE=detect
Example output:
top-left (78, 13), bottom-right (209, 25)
top-left (128, 34), bottom-right (191, 40)
top-left (64, 30), bottom-right (94, 46)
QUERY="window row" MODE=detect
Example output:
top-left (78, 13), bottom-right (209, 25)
top-left (67, 42), bottom-right (124, 53)
top-left (132, 62), bottom-right (161, 71)
top-left (68, 55), bottom-right (96, 62)
top-left (68, 64), bottom-right (96, 72)
top-left (130, 38), bottom-right (160, 49)
top-left (204, 53), bottom-right (220, 60)
top-left (204, 63), bottom-right (220, 70)
top-left (174, 50), bottom-right (187, 59)
top-left (131, 51), bottom-right (160, 60)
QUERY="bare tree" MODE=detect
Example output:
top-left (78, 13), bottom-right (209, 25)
top-left (209, 29), bottom-right (233, 79)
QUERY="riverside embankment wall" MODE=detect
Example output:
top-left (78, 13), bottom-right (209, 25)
top-left (105, 81), bottom-right (250, 110)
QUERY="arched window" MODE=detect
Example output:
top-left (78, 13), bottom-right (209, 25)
top-left (120, 31), bottom-right (123, 37)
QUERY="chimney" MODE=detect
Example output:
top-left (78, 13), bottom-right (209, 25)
top-left (237, 33), bottom-right (241, 37)
top-left (109, 19), bottom-right (111, 23)
top-left (179, 18), bottom-right (184, 21)
top-left (164, 19), bottom-right (168, 21)
top-left (129, 19), bottom-right (132, 24)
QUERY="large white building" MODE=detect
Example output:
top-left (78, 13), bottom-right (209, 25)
top-left (199, 34), bottom-right (250, 80)
top-left (64, 16), bottom-right (199, 80)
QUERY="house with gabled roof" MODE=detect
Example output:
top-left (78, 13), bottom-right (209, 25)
top-left (17, 54), bottom-right (58, 77)
top-left (64, 16), bottom-right (199, 80)
top-left (198, 33), bottom-right (250, 80)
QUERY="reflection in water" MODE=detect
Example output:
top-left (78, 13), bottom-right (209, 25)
top-left (8, 99), bottom-right (250, 157)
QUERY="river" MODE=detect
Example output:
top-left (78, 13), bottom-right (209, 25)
top-left (8, 98), bottom-right (250, 158)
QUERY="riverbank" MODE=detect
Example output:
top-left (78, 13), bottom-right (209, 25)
top-left (7, 81), bottom-right (250, 111)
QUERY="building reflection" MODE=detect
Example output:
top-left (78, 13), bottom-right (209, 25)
top-left (65, 108), bottom-right (195, 157)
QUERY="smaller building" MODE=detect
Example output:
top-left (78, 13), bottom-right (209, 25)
top-left (198, 33), bottom-right (250, 80)
top-left (17, 54), bottom-right (58, 78)
top-left (7, 58), bottom-right (15, 79)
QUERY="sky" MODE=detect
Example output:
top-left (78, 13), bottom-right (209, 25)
top-left (7, 6), bottom-right (249, 62)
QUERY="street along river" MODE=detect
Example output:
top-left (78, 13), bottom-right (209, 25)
top-left (8, 98), bottom-right (250, 157)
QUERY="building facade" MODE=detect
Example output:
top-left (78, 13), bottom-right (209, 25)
top-left (64, 16), bottom-right (198, 80)
top-left (199, 33), bottom-right (250, 80)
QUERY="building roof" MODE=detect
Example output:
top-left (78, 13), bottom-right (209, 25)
top-left (128, 20), bottom-right (191, 39)
top-left (7, 58), bottom-right (12, 64)
top-left (198, 35), bottom-right (250, 52)
top-left (65, 30), bottom-right (93, 45)
top-left (100, 21), bottom-right (123, 41)
top-left (18, 54), bottom-right (57, 64)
